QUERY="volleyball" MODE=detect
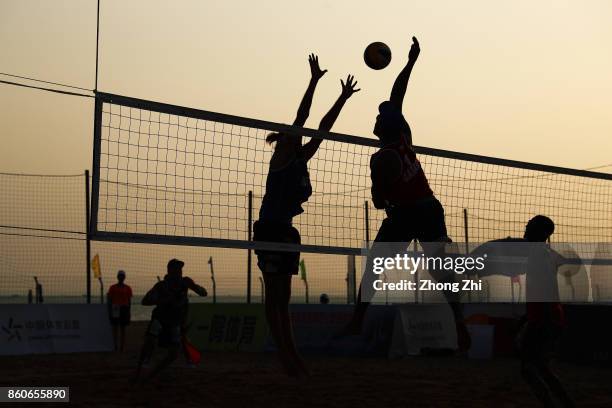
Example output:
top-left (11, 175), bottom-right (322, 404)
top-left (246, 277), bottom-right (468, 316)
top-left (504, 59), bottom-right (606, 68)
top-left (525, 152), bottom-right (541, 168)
top-left (364, 42), bottom-right (392, 70)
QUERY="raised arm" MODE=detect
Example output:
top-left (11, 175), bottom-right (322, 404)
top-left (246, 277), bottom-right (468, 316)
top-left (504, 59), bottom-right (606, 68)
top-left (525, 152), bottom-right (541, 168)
top-left (293, 54), bottom-right (327, 127)
top-left (389, 37), bottom-right (420, 112)
top-left (301, 75), bottom-right (360, 162)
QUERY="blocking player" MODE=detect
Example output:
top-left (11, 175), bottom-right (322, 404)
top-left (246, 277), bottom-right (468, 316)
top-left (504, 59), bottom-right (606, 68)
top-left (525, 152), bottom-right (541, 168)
top-left (254, 54), bottom-right (359, 377)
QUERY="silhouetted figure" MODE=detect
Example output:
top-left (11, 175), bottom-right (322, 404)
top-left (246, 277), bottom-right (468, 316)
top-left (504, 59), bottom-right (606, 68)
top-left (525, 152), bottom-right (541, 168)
top-left (341, 37), bottom-right (469, 349)
top-left (520, 216), bottom-right (575, 407)
top-left (472, 216), bottom-right (575, 407)
top-left (254, 54), bottom-right (359, 377)
top-left (134, 259), bottom-right (207, 382)
top-left (319, 293), bottom-right (330, 304)
top-left (107, 270), bottom-right (133, 352)
top-left (27, 289), bottom-right (33, 304)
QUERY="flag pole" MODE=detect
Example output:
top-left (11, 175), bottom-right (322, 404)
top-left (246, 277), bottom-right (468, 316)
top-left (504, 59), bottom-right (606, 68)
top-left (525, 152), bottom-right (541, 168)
top-left (208, 257), bottom-right (216, 304)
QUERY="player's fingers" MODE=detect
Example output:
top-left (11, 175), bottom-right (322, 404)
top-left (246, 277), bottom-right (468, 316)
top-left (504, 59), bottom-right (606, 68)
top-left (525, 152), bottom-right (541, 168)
top-left (413, 36), bottom-right (419, 46)
top-left (354, 88), bottom-right (361, 92)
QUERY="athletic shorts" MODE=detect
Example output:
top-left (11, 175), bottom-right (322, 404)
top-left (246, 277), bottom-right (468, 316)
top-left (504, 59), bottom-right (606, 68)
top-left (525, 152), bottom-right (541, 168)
top-left (109, 305), bottom-right (131, 327)
top-left (146, 318), bottom-right (181, 348)
top-left (253, 220), bottom-right (300, 275)
top-left (376, 196), bottom-right (449, 243)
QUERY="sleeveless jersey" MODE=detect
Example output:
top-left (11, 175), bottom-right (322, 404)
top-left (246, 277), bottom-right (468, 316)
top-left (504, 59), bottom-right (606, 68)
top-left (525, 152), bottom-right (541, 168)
top-left (259, 153), bottom-right (312, 224)
top-left (372, 133), bottom-right (433, 205)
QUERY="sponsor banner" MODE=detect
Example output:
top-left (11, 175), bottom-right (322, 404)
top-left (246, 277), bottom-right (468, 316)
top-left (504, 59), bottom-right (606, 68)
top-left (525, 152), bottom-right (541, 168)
top-left (388, 304), bottom-right (457, 358)
top-left (288, 304), bottom-right (353, 350)
top-left (188, 304), bottom-right (395, 356)
top-left (276, 305), bottom-right (395, 356)
top-left (187, 304), bottom-right (267, 352)
top-left (0, 304), bottom-right (113, 355)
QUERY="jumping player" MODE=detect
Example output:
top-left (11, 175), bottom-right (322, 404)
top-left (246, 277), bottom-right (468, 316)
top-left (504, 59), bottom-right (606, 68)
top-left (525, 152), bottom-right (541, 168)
top-left (254, 54), bottom-right (359, 377)
top-left (342, 37), bottom-right (469, 349)
top-left (134, 259), bottom-right (207, 382)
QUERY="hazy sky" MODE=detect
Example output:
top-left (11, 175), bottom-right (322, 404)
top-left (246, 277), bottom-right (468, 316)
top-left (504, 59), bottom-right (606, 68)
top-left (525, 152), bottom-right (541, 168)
top-left (1, 0), bottom-right (611, 174)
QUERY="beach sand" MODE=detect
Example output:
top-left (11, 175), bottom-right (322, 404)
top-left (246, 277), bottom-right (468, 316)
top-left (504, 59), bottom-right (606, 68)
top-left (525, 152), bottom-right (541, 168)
top-left (2, 322), bottom-right (611, 408)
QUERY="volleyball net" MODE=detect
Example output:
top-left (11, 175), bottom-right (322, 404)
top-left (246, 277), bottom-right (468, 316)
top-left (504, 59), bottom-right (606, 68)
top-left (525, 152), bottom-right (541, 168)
top-left (2, 93), bottom-right (612, 305)
top-left (91, 92), bottom-right (612, 254)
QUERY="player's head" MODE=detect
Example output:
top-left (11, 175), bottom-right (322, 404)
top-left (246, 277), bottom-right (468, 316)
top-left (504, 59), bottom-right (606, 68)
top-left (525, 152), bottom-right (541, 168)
top-left (374, 101), bottom-right (410, 144)
top-left (117, 270), bottom-right (126, 283)
top-left (524, 215), bottom-right (555, 242)
top-left (167, 258), bottom-right (184, 278)
top-left (266, 132), bottom-right (301, 149)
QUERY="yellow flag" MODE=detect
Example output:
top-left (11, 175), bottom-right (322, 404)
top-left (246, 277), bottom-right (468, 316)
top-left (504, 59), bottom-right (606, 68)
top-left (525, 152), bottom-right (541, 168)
top-left (92, 254), bottom-right (101, 279)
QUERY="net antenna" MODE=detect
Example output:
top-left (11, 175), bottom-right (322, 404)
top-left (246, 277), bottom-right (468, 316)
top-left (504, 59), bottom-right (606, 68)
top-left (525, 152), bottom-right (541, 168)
top-left (94, 0), bottom-right (101, 92)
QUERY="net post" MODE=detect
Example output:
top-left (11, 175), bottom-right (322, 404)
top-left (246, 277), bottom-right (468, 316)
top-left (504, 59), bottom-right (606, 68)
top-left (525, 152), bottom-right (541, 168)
top-left (364, 201), bottom-right (370, 247)
top-left (463, 208), bottom-right (470, 303)
top-left (247, 190), bottom-right (253, 304)
top-left (90, 97), bottom-right (103, 235)
top-left (85, 170), bottom-right (91, 304)
top-left (463, 208), bottom-right (469, 254)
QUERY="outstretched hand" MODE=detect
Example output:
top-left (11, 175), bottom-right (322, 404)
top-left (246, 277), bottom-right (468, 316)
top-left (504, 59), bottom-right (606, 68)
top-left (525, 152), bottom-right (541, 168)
top-left (408, 36), bottom-right (420, 62)
top-left (340, 75), bottom-right (360, 99)
top-left (309, 53), bottom-right (327, 81)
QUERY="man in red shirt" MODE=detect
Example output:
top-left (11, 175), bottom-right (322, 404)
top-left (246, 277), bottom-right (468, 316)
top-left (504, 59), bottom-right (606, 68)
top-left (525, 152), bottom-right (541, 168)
top-left (107, 270), bottom-right (133, 352)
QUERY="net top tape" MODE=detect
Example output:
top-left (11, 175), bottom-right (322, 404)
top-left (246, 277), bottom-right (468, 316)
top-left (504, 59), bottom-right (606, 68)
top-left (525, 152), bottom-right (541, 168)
top-left (95, 92), bottom-right (612, 182)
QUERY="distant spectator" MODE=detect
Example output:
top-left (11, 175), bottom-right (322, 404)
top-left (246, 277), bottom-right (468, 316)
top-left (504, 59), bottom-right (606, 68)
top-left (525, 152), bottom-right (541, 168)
top-left (107, 270), bottom-right (133, 352)
top-left (319, 293), bottom-right (330, 304)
